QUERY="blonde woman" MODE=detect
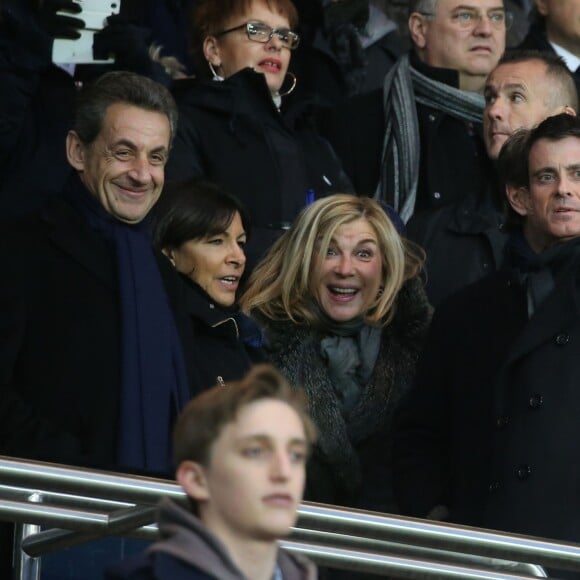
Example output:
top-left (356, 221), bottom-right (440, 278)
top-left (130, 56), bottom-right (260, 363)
top-left (241, 194), bottom-right (432, 512)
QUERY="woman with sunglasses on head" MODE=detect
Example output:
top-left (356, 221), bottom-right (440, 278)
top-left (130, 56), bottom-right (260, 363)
top-left (166, 0), bottom-right (353, 269)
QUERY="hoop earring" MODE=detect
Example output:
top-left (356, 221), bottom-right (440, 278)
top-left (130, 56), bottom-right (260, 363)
top-left (278, 71), bottom-right (297, 98)
top-left (208, 62), bottom-right (224, 82)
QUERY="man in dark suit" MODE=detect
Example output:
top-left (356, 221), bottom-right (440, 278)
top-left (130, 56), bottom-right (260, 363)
top-left (318, 0), bottom-right (507, 222)
top-left (394, 114), bottom-right (580, 565)
top-left (519, 0), bottom-right (580, 94)
top-left (0, 70), bottom-right (199, 477)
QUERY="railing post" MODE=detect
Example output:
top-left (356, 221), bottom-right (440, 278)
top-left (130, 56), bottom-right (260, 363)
top-left (12, 493), bottom-right (42, 580)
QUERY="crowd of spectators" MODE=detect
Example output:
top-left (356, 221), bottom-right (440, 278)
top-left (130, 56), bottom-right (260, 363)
top-left (2, 0), bottom-right (580, 578)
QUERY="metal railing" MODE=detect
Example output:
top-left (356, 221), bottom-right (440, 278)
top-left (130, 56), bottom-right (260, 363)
top-left (0, 456), bottom-right (578, 579)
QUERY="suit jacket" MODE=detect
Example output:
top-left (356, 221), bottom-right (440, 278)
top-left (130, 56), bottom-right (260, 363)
top-left (0, 197), bottom-right (200, 472)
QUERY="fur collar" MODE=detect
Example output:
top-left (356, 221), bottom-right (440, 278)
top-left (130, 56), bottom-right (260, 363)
top-left (260, 277), bottom-right (431, 499)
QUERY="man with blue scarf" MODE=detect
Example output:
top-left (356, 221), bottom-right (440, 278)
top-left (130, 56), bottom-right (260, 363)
top-left (0, 69), bottom-right (203, 578)
top-left (0, 70), bottom-right (199, 478)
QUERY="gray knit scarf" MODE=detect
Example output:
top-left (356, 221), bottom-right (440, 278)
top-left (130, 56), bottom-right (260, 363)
top-left (375, 53), bottom-right (485, 222)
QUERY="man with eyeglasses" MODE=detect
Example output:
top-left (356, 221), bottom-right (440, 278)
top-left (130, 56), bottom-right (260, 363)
top-left (406, 50), bottom-right (578, 307)
top-left (519, 0), bottom-right (580, 94)
top-left (318, 0), bottom-right (507, 222)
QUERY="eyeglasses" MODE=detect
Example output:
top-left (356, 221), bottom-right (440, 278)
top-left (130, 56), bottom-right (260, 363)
top-left (419, 8), bottom-right (513, 30)
top-left (216, 21), bottom-right (300, 50)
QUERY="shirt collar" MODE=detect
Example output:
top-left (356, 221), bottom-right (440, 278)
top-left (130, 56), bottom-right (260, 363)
top-left (550, 41), bottom-right (580, 73)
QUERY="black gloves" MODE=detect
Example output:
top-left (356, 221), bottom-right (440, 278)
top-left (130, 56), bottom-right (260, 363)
top-left (1, 0), bottom-right (85, 69)
top-left (93, 14), bottom-right (154, 73)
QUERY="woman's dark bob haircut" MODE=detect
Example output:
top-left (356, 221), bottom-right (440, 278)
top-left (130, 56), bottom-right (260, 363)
top-left (153, 179), bottom-right (251, 251)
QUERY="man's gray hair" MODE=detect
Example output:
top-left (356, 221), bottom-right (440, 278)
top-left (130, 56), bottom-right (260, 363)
top-left (72, 71), bottom-right (178, 148)
top-left (409, 0), bottom-right (437, 16)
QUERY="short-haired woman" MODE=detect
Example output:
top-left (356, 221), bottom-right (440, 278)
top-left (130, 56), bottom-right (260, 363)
top-left (166, 0), bottom-right (353, 267)
top-left (154, 179), bottom-right (261, 391)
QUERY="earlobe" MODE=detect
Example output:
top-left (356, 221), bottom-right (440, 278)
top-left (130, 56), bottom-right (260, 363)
top-left (162, 248), bottom-right (176, 268)
top-left (506, 185), bottom-right (530, 217)
top-left (409, 13), bottom-right (428, 49)
top-left (66, 131), bottom-right (86, 171)
top-left (176, 460), bottom-right (211, 502)
top-left (203, 36), bottom-right (221, 67)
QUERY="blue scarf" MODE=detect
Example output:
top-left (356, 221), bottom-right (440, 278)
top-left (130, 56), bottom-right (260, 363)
top-left (65, 174), bottom-right (190, 475)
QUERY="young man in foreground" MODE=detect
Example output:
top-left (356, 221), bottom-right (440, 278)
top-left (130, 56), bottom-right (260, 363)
top-left (108, 365), bottom-right (318, 580)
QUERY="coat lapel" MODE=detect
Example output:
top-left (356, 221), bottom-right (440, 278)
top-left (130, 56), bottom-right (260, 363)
top-left (503, 276), bottom-right (579, 366)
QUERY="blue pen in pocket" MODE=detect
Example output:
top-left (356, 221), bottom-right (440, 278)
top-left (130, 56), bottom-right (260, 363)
top-left (305, 188), bottom-right (315, 206)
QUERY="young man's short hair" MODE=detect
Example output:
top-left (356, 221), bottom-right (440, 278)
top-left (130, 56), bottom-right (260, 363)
top-left (173, 365), bottom-right (317, 468)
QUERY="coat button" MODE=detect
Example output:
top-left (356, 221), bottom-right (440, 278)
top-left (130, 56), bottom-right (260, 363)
top-left (555, 333), bottom-right (569, 345)
top-left (496, 415), bottom-right (509, 428)
top-left (489, 481), bottom-right (501, 493)
top-left (515, 464), bottom-right (532, 480)
top-left (433, 191), bottom-right (441, 200)
top-left (529, 394), bottom-right (544, 409)
top-left (428, 113), bottom-right (436, 122)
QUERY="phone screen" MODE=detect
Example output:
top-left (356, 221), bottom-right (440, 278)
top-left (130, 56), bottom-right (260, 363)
top-left (52, 0), bottom-right (121, 64)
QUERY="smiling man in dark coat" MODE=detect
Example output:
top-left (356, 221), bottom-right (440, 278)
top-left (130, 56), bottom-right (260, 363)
top-left (394, 114), bottom-right (580, 566)
top-left (0, 71), bottom-right (199, 477)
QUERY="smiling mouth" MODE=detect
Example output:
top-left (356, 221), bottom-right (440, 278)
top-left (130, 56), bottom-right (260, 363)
top-left (329, 286), bottom-right (358, 295)
top-left (114, 182), bottom-right (150, 196)
top-left (219, 276), bottom-right (239, 286)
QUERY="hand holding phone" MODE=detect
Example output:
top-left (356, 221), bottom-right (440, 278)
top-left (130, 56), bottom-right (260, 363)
top-left (0, 0), bottom-right (85, 69)
top-left (52, 0), bottom-right (121, 64)
top-left (93, 14), bottom-right (153, 72)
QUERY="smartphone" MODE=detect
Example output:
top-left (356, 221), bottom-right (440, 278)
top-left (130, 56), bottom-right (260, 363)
top-left (52, 0), bottom-right (121, 64)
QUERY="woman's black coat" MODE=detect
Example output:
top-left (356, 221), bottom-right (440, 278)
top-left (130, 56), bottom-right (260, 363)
top-left (166, 68), bottom-right (353, 266)
top-left (182, 279), bottom-right (258, 391)
top-left (258, 278), bottom-right (431, 512)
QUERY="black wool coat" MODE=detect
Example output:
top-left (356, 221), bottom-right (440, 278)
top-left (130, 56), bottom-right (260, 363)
top-left (316, 52), bottom-right (491, 216)
top-left (406, 187), bottom-right (507, 307)
top-left (259, 277), bottom-right (432, 512)
top-left (166, 68), bottom-right (352, 267)
top-left (395, 260), bottom-right (580, 548)
top-left (0, 198), bottom-right (200, 472)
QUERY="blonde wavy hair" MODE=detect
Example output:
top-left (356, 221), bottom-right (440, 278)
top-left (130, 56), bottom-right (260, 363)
top-left (240, 194), bottom-right (424, 326)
